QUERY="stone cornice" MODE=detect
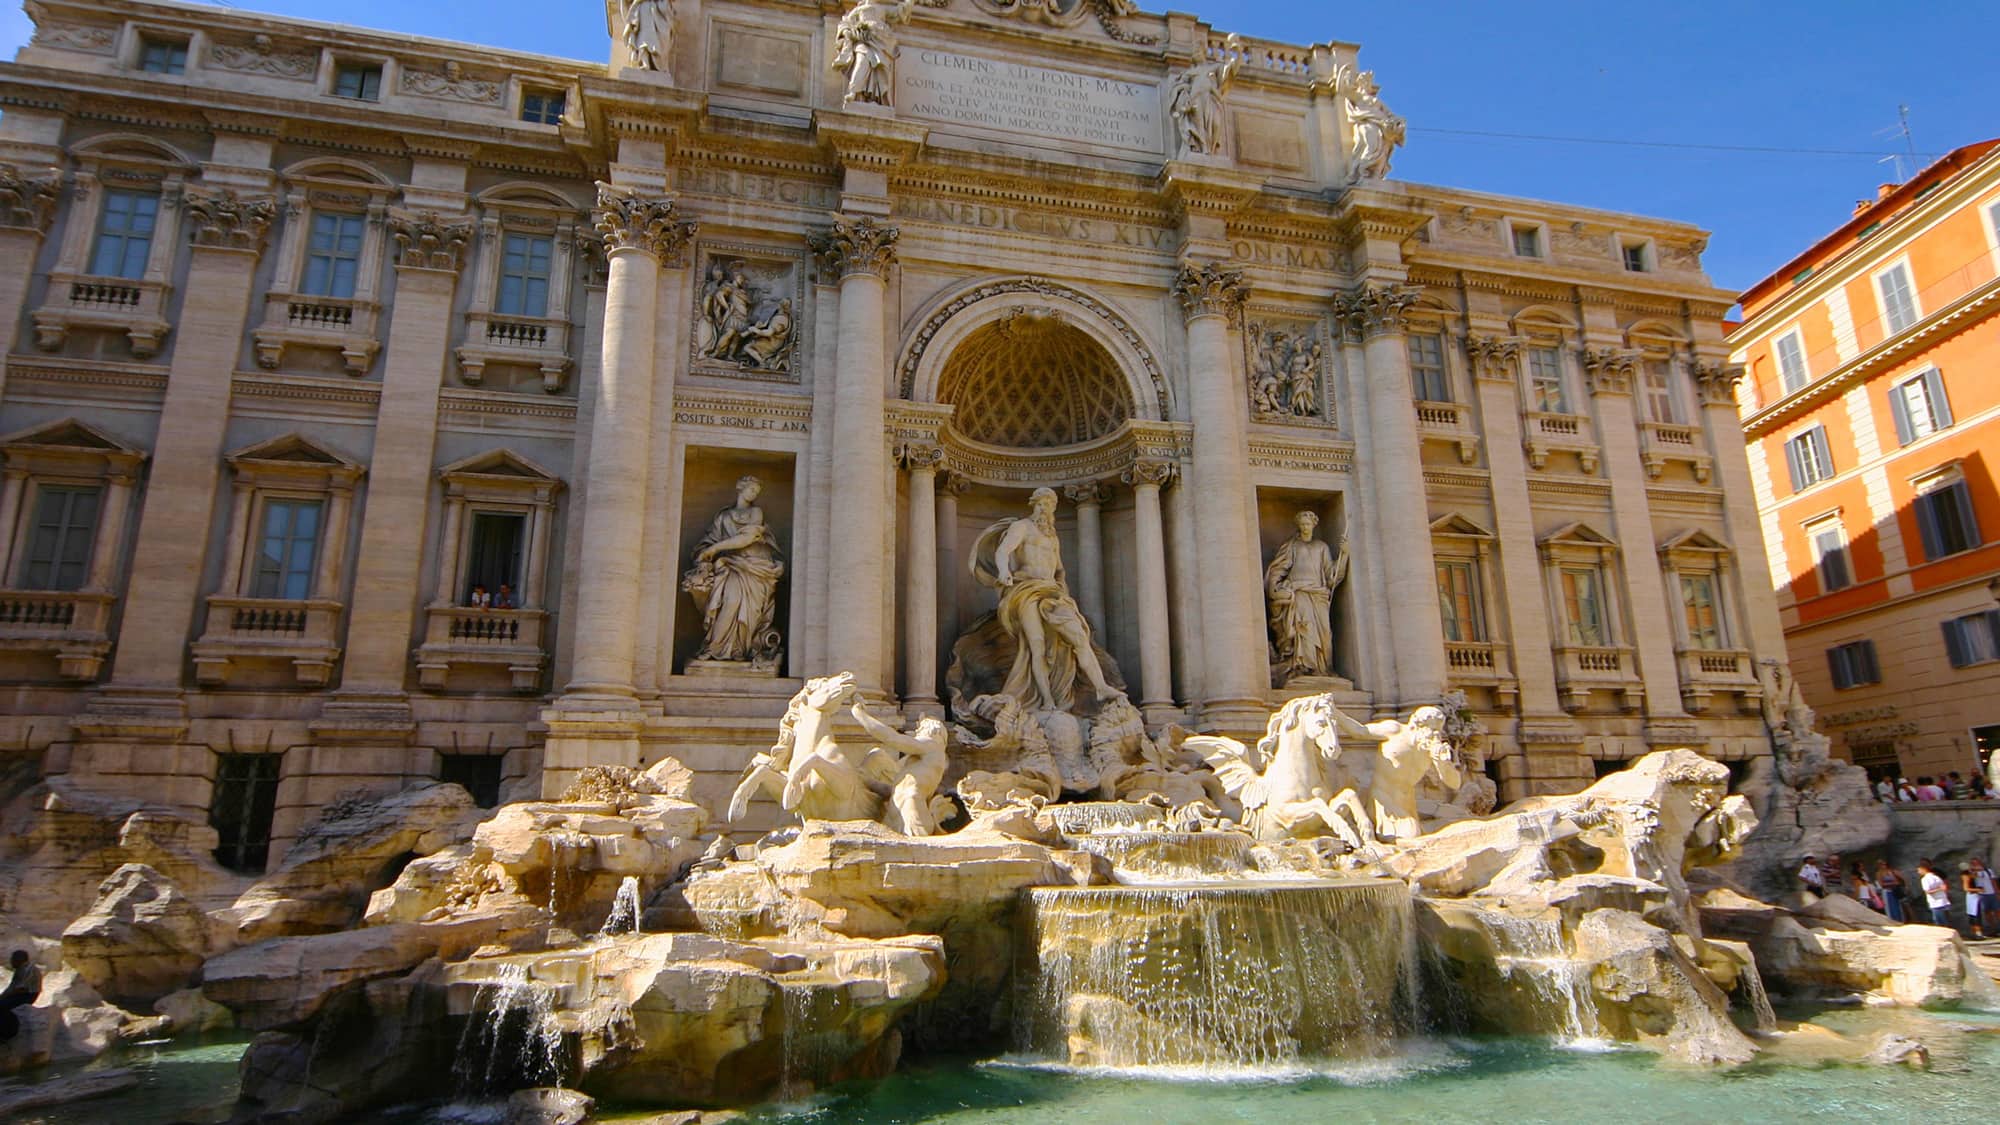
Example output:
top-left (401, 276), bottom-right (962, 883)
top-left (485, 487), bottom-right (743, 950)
top-left (1742, 275), bottom-right (2000, 437)
top-left (810, 214), bottom-right (900, 280)
top-left (814, 112), bottom-right (929, 171)
top-left (1157, 161), bottom-right (1263, 218)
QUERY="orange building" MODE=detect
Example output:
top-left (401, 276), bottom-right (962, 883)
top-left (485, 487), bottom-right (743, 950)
top-left (1731, 139), bottom-right (2000, 783)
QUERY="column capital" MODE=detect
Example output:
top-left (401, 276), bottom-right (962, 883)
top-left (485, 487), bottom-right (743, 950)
top-left (184, 188), bottom-right (276, 252)
top-left (1335, 281), bottom-right (1421, 339)
top-left (811, 214), bottom-right (900, 280)
top-left (1581, 346), bottom-right (1639, 397)
top-left (1063, 480), bottom-right (1107, 506)
top-left (592, 182), bottom-right (697, 263)
top-left (1691, 357), bottom-right (1746, 407)
top-left (1464, 333), bottom-right (1524, 382)
top-left (389, 210), bottom-right (474, 273)
top-left (1122, 458), bottom-right (1179, 489)
top-left (896, 440), bottom-right (947, 473)
top-left (0, 164), bottom-right (59, 233)
top-left (939, 471), bottom-right (975, 497)
top-left (1172, 262), bottom-right (1248, 324)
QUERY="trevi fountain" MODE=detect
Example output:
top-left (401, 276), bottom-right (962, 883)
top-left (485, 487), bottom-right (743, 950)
top-left (0, 0), bottom-right (1995, 1121)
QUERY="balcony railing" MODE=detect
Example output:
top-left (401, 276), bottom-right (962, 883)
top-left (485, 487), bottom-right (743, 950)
top-left (0, 589), bottom-right (116, 679)
top-left (253, 294), bottom-right (381, 375)
top-left (1414, 400), bottom-right (1480, 465)
top-left (1675, 646), bottom-right (1757, 713)
top-left (1551, 642), bottom-right (1642, 712)
top-left (190, 596), bottom-right (344, 687)
top-left (1638, 421), bottom-right (1713, 483)
top-left (415, 606), bottom-right (547, 692)
top-left (31, 272), bottom-right (172, 357)
top-left (457, 312), bottom-right (573, 393)
top-left (1521, 411), bottom-right (1601, 473)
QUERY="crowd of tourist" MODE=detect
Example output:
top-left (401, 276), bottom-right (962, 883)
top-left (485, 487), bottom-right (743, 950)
top-left (1800, 851), bottom-right (1998, 939)
top-left (1875, 772), bottom-right (1998, 802)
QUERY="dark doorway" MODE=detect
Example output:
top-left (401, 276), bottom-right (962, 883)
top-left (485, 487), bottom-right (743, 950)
top-left (210, 752), bottom-right (283, 873)
top-left (439, 754), bottom-right (506, 808)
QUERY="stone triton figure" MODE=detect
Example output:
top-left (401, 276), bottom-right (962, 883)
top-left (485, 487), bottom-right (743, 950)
top-left (971, 487), bottom-right (1121, 714)
top-left (682, 475), bottom-right (785, 664)
top-left (1265, 508), bottom-right (1348, 684)
top-left (833, 0), bottom-right (915, 107)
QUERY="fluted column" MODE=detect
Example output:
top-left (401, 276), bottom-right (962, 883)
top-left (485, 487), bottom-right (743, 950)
top-left (1173, 263), bottom-right (1267, 731)
top-left (1064, 481), bottom-right (1107, 638)
top-left (900, 443), bottom-right (945, 713)
top-left (105, 189), bottom-right (275, 693)
top-left (810, 215), bottom-right (899, 692)
top-left (1124, 459), bottom-right (1178, 724)
top-left (563, 187), bottom-right (695, 699)
top-left (1339, 282), bottom-right (1448, 705)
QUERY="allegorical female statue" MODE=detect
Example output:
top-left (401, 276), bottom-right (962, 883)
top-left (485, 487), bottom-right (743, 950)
top-left (832, 0), bottom-right (915, 107)
top-left (621, 0), bottom-right (675, 76)
top-left (682, 475), bottom-right (786, 665)
top-left (1265, 509), bottom-right (1348, 684)
top-left (1168, 34), bottom-right (1242, 156)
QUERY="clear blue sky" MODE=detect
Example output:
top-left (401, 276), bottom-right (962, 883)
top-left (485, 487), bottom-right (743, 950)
top-left (4, 1), bottom-right (1996, 293)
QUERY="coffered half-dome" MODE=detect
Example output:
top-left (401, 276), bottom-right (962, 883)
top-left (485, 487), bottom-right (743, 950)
top-left (936, 311), bottom-right (1133, 449)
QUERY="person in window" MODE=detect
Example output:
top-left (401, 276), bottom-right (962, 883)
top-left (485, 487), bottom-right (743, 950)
top-left (0, 950), bottom-right (42, 1041)
top-left (1797, 855), bottom-right (1825, 899)
top-left (493, 583), bottom-right (517, 610)
top-left (468, 583), bottom-right (491, 610)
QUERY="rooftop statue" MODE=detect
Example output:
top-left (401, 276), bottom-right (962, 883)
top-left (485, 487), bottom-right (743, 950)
top-left (1334, 63), bottom-right (1405, 181)
top-left (1168, 35), bottom-right (1242, 157)
top-left (619, 0), bottom-right (674, 76)
top-left (833, 0), bottom-right (916, 107)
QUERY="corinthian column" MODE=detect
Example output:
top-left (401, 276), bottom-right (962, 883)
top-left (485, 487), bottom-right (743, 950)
top-left (810, 215), bottom-right (899, 693)
top-left (563, 186), bottom-right (696, 699)
top-left (900, 443), bottom-right (945, 714)
top-left (1124, 459), bottom-right (1179, 725)
top-left (1065, 481), bottom-right (1107, 638)
top-left (1173, 263), bottom-right (1268, 732)
top-left (1339, 282), bottom-right (1447, 704)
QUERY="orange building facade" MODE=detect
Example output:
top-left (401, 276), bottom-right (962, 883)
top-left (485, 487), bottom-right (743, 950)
top-left (1732, 140), bottom-right (2000, 782)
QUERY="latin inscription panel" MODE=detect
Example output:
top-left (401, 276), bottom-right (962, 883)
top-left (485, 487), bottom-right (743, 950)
top-left (899, 48), bottom-right (1161, 155)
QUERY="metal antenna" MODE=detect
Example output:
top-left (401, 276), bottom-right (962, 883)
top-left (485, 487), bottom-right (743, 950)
top-left (1874, 105), bottom-right (1918, 182)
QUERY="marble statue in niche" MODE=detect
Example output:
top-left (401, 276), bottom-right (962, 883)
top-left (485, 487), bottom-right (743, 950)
top-left (682, 475), bottom-right (786, 669)
top-left (1248, 322), bottom-right (1326, 420)
top-left (1266, 508), bottom-right (1348, 685)
top-left (1168, 35), bottom-right (1241, 157)
top-left (1334, 63), bottom-right (1405, 182)
top-left (975, 487), bottom-right (1121, 713)
top-left (696, 259), bottom-right (796, 374)
top-left (621, 0), bottom-right (675, 76)
top-left (833, 0), bottom-right (915, 107)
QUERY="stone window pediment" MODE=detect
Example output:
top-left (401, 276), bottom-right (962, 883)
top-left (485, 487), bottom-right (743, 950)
top-left (255, 162), bottom-right (397, 375)
top-left (458, 186), bottom-right (584, 393)
top-left (418, 447), bottom-right (563, 693)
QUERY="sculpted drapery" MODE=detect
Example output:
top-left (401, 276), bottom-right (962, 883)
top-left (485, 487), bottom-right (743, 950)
top-left (684, 476), bottom-right (785, 664)
top-left (1266, 509), bottom-right (1348, 683)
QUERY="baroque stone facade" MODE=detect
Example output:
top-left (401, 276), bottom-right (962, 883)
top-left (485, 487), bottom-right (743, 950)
top-left (0, 0), bottom-right (1775, 870)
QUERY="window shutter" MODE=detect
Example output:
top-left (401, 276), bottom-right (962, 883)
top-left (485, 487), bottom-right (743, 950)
top-left (1810, 427), bottom-right (1833, 477)
top-left (1785, 439), bottom-right (1806, 491)
top-left (1945, 619), bottom-right (1972, 669)
top-left (1860, 640), bottom-right (1879, 683)
top-left (1924, 369), bottom-right (1953, 429)
top-left (1953, 481), bottom-right (1981, 548)
top-left (1827, 647), bottom-right (1849, 689)
top-left (1985, 610), bottom-right (2000, 656)
top-left (1915, 494), bottom-right (1943, 560)
top-left (1890, 385), bottom-right (1915, 446)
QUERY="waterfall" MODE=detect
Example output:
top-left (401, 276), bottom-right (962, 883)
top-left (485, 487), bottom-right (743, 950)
top-left (1481, 914), bottom-right (1603, 1046)
top-left (1015, 879), bottom-right (1416, 1070)
top-left (1040, 802), bottom-right (1169, 835)
top-left (452, 963), bottom-right (566, 1096)
top-left (1071, 831), bottom-right (1257, 883)
top-left (600, 876), bottom-right (642, 937)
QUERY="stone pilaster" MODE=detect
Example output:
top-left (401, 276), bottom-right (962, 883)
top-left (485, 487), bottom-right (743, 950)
top-left (319, 210), bottom-right (475, 726)
top-left (1065, 480), bottom-right (1108, 639)
top-left (937, 473), bottom-right (969, 673)
top-left (1582, 343), bottom-right (1685, 722)
top-left (900, 442), bottom-right (945, 715)
top-left (1337, 281), bottom-right (1447, 706)
top-left (1694, 358), bottom-right (1785, 661)
top-left (810, 214), bottom-right (899, 693)
top-left (1124, 458), bottom-right (1179, 726)
top-left (1173, 262), bottom-right (1267, 732)
top-left (0, 165), bottom-right (59, 387)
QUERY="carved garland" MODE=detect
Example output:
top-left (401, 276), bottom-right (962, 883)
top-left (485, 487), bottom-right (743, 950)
top-left (898, 277), bottom-right (1170, 420)
top-left (184, 189), bottom-right (276, 251)
top-left (592, 184), bottom-right (698, 263)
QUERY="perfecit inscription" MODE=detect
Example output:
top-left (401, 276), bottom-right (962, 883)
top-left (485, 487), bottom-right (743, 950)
top-left (899, 49), bottom-right (1160, 155)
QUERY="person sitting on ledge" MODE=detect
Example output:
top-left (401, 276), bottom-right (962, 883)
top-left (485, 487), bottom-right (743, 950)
top-left (468, 583), bottom-right (491, 610)
top-left (493, 583), bottom-right (517, 610)
top-left (0, 950), bottom-right (41, 1042)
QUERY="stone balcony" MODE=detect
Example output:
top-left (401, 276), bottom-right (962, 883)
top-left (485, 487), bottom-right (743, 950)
top-left (31, 273), bottom-right (172, 357)
top-left (455, 313), bottom-right (573, 392)
top-left (414, 607), bottom-right (547, 692)
top-left (0, 589), bottom-right (116, 679)
top-left (1552, 643), bottom-right (1643, 712)
top-left (1444, 639), bottom-right (1518, 710)
top-left (253, 294), bottom-right (382, 375)
top-left (190, 596), bottom-right (343, 687)
top-left (1638, 422), bottom-right (1713, 483)
top-left (1414, 400), bottom-right (1480, 464)
top-left (1521, 411), bottom-right (1601, 473)
top-left (1674, 647), bottom-right (1759, 713)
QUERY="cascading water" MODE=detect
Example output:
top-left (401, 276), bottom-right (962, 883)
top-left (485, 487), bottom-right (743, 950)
top-left (1015, 879), bottom-right (1417, 1069)
top-left (453, 963), bottom-right (567, 1096)
top-left (1071, 830), bottom-right (1258, 883)
top-left (1479, 913), bottom-right (1603, 1046)
top-left (600, 876), bottom-right (643, 937)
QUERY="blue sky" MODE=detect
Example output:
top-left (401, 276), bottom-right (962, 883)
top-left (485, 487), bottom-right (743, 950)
top-left (4, 0), bottom-right (1995, 293)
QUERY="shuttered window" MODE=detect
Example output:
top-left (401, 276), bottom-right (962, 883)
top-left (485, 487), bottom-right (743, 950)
top-left (1943, 611), bottom-right (2000, 669)
top-left (1889, 368), bottom-right (1953, 445)
top-left (20, 485), bottom-right (100, 591)
top-left (1827, 640), bottom-right (1880, 688)
top-left (1913, 477), bottom-right (1981, 561)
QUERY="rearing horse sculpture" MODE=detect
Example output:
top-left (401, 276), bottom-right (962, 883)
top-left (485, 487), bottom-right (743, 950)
top-left (728, 672), bottom-right (881, 823)
top-left (1185, 694), bottom-right (1376, 850)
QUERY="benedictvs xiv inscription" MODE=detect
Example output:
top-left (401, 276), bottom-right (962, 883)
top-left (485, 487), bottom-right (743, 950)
top-left (900, 49), bottom-right (1159, 154)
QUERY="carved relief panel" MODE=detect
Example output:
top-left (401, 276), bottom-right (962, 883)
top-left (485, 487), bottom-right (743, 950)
top-left (690, 245), bottom-right (805, 382)
top-left (1244, 316), bottom-right (1333, 428)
